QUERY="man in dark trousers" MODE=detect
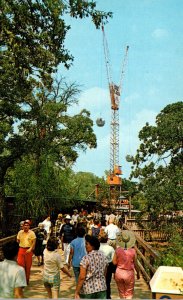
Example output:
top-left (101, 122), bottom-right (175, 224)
top-left (60, 215), bottom-right (75, 264)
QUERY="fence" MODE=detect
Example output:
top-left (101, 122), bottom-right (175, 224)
top-left (0, 228), bottom-right (38, 261)
top-left (123, 224), bottom-right (160, 283)
top-left (126, 218), bottom-right (171, 241)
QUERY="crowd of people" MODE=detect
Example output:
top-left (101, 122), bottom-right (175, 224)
top-left (0, 209), bottom-right (140, 299)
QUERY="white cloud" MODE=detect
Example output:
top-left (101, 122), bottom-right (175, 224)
top-left (121, 108), bottom-right (156, 152)
top-left (69, 87), bottom-right (109, 115)
top-left (152, 28), bottom-right (169, 39)
top-left (124, 92), bottom-right (141, 104)
top-left (119, 108), bottom-right (156, 172)
top-left (132, 108), bottom-right (156, 128)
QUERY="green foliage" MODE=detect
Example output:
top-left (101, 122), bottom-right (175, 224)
top-left (0, 0), bottom-right (111, 180)
top-left (122, 178), bottom-right (138, 196)
top-left (69, 171), bottom-right (103, 200)
top-left (5, 157), bottom-right (107, 218)
top-left (132, 192), bottom-right (147, 211)
top-left (0, 0), bottom-right (112, 233)
top-left (18, 79), bottom-right (97, 168)
top-left (3, 76), bottom-right (99, 219)
top-left (128, 102), bottom-right (183, 218)
top-left (156, 225), bottom-right (183, 267)
top-left (68, 0), bottom-right (112, 28)
top-left (6, 156), bottom-right (67, 217)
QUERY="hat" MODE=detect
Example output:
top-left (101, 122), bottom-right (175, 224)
top-left (116, 230), bottom-right (136, 249)
top-left (20, 221), bottom-right (24, 226)
top-left (73, 209), bottom-right (78, 213)
top-left (65, 215), bottom-right (71, 220)
top-left (38, 222), bottom-right (44, 227)
top-left (24, 219), bottom-right (31, 225)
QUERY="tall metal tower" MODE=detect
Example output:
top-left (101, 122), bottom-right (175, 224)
top-left (102, 25), bottom-right (129, 188)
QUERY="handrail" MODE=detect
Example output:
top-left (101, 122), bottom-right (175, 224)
top-left (126, 219), bottom-right (171, 241)
top-left (0, 227), bottom-right (38, 261)
top-left (123, 224), bottom-right (160, 283)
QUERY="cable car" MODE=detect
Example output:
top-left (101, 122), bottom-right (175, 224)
top-left (96, 117), bottom-right (105, 127)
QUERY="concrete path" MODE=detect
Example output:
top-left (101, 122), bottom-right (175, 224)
top-left (24, 255), bottom-right (151, 299)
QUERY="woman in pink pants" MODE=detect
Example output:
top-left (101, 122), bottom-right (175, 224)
top-left (112, 230), bottom-right (140, 299)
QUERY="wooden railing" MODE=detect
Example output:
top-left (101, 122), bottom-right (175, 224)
top-left (131, 229), bottom-right (171, 241)
top-left (123, 224), bottom-right (160, 283)
top-left (0, 228), bottom-right (38, 261)
top-left (0, 234), bottom-right (17, 260)
top-left (126, 219), bottom-right (171, 241)
top-left (126, 218), bottom-right (150, 230)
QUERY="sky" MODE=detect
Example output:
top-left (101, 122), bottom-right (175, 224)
top-left (60, 0), bottom-right (183, 179)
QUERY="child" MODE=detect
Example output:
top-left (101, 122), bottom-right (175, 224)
top-left (43, 237), bottom-right (72, 298)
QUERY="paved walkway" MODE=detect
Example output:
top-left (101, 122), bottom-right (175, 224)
top-left (24, 255), bottom-right (151, 299)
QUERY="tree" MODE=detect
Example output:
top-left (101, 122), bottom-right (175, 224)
top-left (128, 102), bottom-right (183, 222)
top-left (2, 77), bottom-right (97, 232)
top-left (19, 78), bottom-right (97, 172)
top-left (0, 0), bottom-right (112, 235)
top-left (69, 171), bottom-right (107, 201)
top-left (5, 161), bottom-right (107, 224)
top-left (5, 157), bottom-right (74, 220)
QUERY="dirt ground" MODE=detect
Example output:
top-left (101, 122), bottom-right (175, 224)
top-left (24, 254), bottom-right (151, 299)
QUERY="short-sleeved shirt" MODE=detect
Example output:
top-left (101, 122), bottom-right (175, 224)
top-left (91, 226), bottom-right (100, 237)
top-left (105, 223), bottom-right (120, 240)
top-left (80, 250), bottom-right (108, 295)
top-left (72, 214), bottom-right (79, 223)
top-left (55, 219), bottom-right (62, 231)
top-left (60, 223), bottom-right (75, 243)
top-left (70, 237), bottom-right (87, 267)
top-left (0, 259), bottom-right (27, 298)
top-left (42, 219), bottom-right (52, 234)
top-left (17, 229), bottom-right (36, 248)
top-left (43, 249), bottom-right (64, 276)
top-left (99, 243), bottom-right (115, 263)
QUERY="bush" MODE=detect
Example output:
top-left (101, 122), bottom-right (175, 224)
top-left (157, 226), bottom-right (183, 267)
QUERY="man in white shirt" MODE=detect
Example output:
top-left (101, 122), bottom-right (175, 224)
top-left (42, 216), bottom-right (52, 239)
top-left (99, 231), bottom-right (116, 299)
top-left (105, 218), bottom-right (120, 248)
top-left (72, 209), bottom-right (79, 227)
top-left (0, 241), bottom-right (27, 298)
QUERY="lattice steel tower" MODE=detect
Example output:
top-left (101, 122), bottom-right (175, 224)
top-left (102, 25), bottom-right (129, 187)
